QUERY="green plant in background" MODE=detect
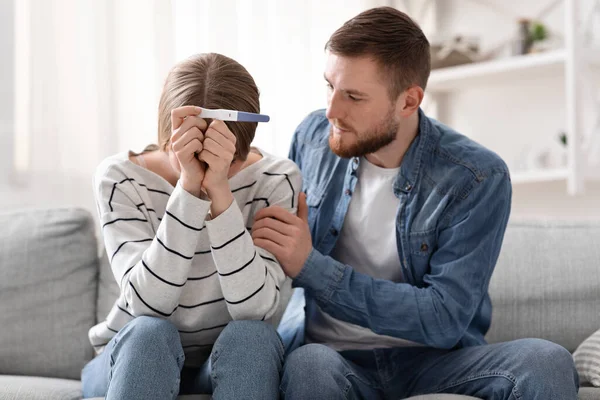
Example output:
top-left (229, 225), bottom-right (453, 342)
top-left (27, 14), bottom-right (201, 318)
top-left (559, 132), bottom-right (567, 146)
top-left (530, 21), bottom-right (548, 42)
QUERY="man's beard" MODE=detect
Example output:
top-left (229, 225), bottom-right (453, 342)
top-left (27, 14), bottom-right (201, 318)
top-left (328, 108), bottom-right (399, 158)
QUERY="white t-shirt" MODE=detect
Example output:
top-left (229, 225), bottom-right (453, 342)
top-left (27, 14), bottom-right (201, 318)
top-left (306, 157), bottom-right (421, 351)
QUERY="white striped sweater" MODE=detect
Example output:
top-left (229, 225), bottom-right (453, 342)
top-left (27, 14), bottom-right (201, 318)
top-left (89, 150), bottom-right (301, 364)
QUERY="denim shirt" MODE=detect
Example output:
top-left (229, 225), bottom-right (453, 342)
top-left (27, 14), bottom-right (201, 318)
top-left (281, 108), bottom-right (512, 352)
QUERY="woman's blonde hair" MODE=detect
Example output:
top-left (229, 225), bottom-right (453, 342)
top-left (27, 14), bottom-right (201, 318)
top-left (141, 53), bottom-right (260, 160)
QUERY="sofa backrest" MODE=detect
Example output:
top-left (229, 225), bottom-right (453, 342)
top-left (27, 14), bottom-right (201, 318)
top-left (0, 208), bottom-right (98, 380)
top-left (486, 219), bottom-right (600, 352)
top-left (97, 249), bottom-right (119, 323)
top-left (3, 208), bottom-right (596, 381)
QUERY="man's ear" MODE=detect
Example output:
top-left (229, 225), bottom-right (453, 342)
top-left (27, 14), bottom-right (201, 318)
top-left (399, 85), bottom-right (424, 118)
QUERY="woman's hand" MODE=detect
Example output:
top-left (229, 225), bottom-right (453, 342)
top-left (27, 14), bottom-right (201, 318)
top-left (198, 120), bottom-right (237, 216)
top-left (170, 106), bottom-right (208, 197)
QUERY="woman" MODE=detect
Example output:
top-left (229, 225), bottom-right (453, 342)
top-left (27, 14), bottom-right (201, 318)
top-left (82, 53), bottom-right (301, 399)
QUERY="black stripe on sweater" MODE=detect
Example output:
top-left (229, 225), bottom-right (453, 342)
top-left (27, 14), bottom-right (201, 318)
top-left (188, 270), bottom-right (218, 281)
top-left (111, 238), bottom-right (153, 262)
top-left (165, 210), bottom-right (204, 231)
top-left (103, 217), bottom-right (147, 229)
top-left (260, 255), bottom-right (277, 264)
top-left (108, 177), bottom-right (171, 211)
top-left (225, 268), bottom-right (267, 305)
top-left (142, 259), bottom-right (186, 287)
top-left (136, 203), bottom-right (157, 215)
top-left (260, 254), bottom-right (281, 290)
top-left (105, 322), bottom-right (119, 333)
top-left (120, 265), bottom-right (135, 288)
top-left (263, 171), bottom-right (295, 208)
top-left (117, 305), bottom-right (134, 318)
top-left (108, 182), bottom-right (118, 212)
top-left (245, 198), bottom-right (270, 207)
top-left (232, 181), bottom-right (257, 193)
top-left (156, 236), bottom-right (193, 260)
top-left (211, 231), bottom-right (245, 250)
top-left (218, 251), bottom-right (256, 277)
top-left (178, 297), bottom-right (225, 309)
top-left (147, 187), bottom-right (171, 196)
top-left (128, 281), bottom-right (175, 317)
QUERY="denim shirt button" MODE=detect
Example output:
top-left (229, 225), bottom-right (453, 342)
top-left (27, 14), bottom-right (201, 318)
top-left (330, 228), bottom-right (338, 236)
top-left (353, 158), bottom-right (359, 165)
top-left (420, 243), bottom-right (429, 252)
top-left (405, 184), bottom-right (412, 191)
top-left (345, 189), bottom-right (352, 196)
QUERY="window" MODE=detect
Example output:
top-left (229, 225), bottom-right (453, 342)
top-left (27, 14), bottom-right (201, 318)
top-left (0, 0), bottom-right (14, 185)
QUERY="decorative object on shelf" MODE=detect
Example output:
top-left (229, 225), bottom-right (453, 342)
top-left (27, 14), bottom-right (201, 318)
top-left (514, 131), bottom-right (568, 172)
top-left (514, 18), bottom-right (534, 55)
top-left (425, 0), bottom-right (599, 194)
top-left (430, 36), bottom-right (480, 69)
top-left (513, 19), bottom-right (552, 55)
top-left (529, 21), bottom-right (553, 53)
top-left (463, 0), bottom-right (562, 61)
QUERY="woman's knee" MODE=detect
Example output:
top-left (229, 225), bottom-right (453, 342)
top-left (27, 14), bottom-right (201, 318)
top-left (284, 343), bottom-right (347, 378)
top-left (281, 344), bottom-right (352, 398)
top-left (116, 316), bottom-right (182, 356)
top-left (215, 320), bottom-right (283, 352)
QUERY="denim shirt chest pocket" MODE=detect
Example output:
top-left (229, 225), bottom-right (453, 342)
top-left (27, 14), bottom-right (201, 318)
top-left (407, 230), bottom-right (436, 286)
top-left (303, 180), bottom-right (326, 236)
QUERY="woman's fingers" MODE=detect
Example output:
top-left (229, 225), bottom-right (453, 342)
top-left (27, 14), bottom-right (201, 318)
top-left (171, 106), bottom-right (202, 130)
top-left (172, 126), bottom-right (204, 153)
top-left (197, 145), bottom-right (220, 163)
top-left (172, 116), bottom-right (207, 144)
top-left (175, 137), bottom-right (203, 163)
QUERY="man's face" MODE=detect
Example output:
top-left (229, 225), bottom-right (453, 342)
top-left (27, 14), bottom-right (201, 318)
top-left (324, 52), bottom-right (401, 158)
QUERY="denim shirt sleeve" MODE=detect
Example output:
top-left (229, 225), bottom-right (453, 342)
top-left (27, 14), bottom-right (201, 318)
top-left (294, 171), bottom-right (512, 349)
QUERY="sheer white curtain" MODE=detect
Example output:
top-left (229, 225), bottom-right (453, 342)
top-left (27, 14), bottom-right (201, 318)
top-left (7, 0), bottom-right (173, 214)
top-left (172, 0), bottom-right (393, 156)
top-left (5, 0), bottom-right (394, 217)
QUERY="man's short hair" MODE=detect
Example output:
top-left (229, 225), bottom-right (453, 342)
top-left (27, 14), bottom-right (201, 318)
top-left (326, 7), bottom-right (431, 99)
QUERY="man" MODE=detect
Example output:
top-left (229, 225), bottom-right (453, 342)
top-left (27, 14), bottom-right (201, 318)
top-left (252, 6), bottom-right (579, 400)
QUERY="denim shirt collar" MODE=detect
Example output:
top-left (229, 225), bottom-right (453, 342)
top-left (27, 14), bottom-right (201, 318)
top-left (392, 108), bottom-right (431, 195)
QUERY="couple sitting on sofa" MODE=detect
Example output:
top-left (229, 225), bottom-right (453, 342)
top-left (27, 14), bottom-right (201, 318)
top-left (82, 7), bottom-right (579, 400)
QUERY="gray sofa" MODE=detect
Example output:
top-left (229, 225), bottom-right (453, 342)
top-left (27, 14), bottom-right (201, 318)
top-left (0, 207), bottom-right (598, 400)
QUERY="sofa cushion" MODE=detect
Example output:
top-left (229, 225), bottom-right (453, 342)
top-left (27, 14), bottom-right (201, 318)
top-left (579, 385), bottom-right (600, 400)
top-left (403, 396), bottom-right (478, 399)
top-left (485, 219), bottom-right (600, 352)
top-left (96, 250), bottom-right (119, 323)
top-left (0, 376), bottom-right (81, 400)
top-left (84, 395), bottom-right (474, 400)
top-left (0, 208), bottom-right (98, 380)
top-left (574, 328), bottom-right (600, 387)
top-left (86, 397), bottom-right (210, 400)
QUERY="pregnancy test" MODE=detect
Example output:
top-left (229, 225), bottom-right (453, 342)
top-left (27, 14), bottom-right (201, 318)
top-left (198, 107), bottom-right (270, 123)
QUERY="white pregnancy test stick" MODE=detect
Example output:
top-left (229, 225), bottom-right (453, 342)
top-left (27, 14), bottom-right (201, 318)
top-left (198, 107), bottom-right (270, 123)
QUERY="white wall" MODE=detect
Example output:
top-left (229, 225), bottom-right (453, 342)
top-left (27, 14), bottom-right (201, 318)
top-left (172, 0), bottom-right (392, 158)
top-left (2, 0), bottom-right (599, 221)
top-left (0, 0), bottom-right (14, 187)
top-left (1, 0), bottom-right (391, 218)
top-left (422, 0), bottom-right (600, 219)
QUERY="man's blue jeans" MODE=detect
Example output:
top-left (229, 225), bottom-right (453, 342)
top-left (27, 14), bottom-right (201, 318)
top-left (81, 316), bottom-right (284, 399)
top-left (280, 339), bottom-right (579, 399)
